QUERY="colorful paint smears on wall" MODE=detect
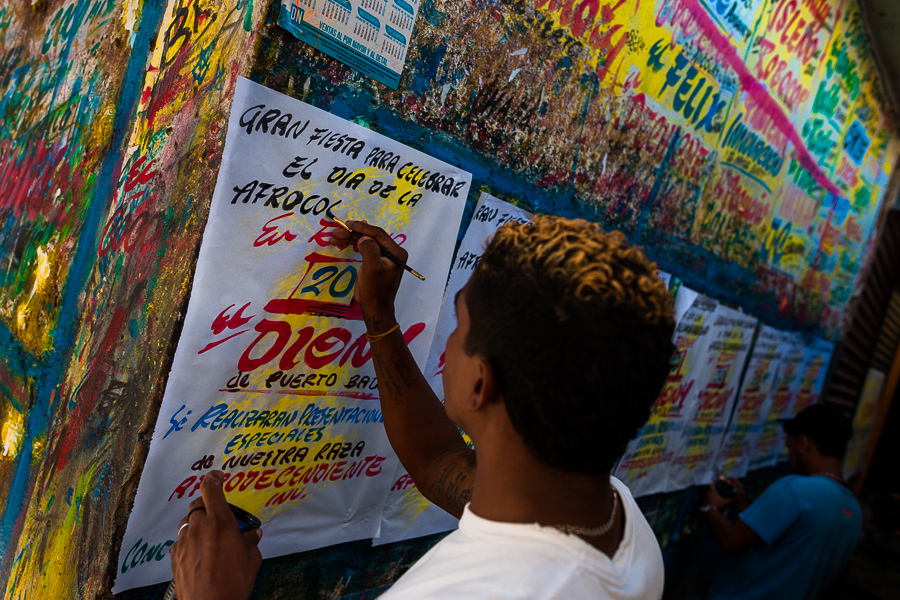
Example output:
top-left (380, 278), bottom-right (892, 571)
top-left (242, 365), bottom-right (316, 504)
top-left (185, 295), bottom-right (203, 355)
top-left (0, 1), bottom-right (127, 357)
top-left (1, 1), bottom-right (264, 598)
top-left (258, 0), bottom-right (898, 336)
top-left (0, 0), bottom-right (897, 597)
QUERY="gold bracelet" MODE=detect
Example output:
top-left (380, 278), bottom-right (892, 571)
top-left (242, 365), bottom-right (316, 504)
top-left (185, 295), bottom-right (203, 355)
top-left (367, 323), bottom-right (400, 343)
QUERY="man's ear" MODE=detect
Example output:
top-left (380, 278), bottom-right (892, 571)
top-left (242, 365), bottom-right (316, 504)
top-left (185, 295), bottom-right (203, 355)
top-left (796, 433), bottom-right (812, 454)
top-left (469, 358), bottom-right (502, 410)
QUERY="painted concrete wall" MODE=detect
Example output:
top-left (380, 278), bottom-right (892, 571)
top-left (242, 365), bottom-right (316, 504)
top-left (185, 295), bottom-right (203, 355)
top-left (0, 1), bottom-right (263, 597)
top-left (0, 0), bottom-right (897, 598)
top-left (252, 0), bottom-right (899, 335)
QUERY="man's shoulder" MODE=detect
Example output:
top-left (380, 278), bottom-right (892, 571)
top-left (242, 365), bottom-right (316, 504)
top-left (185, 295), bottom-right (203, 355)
top-left (379, 527), bottom-right (600, 600)
top-left (794, 477), bottom-right (862, 519)
top-left (379, 494), bottom-right (664, 600)
top-left (748, 474), bottom-right (800, 506)
top-left (761, 474), bottom-right (834, 500)
top-left (757, 474), bottom-right (861, 534)
top-left (754, 474), bottom-right (856, 510)
top-left (781, 475), bottom-right (859, 503)
top-left (772, 474), bottom-right (804, 488)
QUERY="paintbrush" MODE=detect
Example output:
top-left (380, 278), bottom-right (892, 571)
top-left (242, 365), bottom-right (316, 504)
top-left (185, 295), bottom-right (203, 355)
top-left (326, 208), bottom-right (426, 281)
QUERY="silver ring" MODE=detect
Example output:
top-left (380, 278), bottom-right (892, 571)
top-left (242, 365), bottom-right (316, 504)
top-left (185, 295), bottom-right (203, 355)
top-left (178, 522), bottom-right (189, 536)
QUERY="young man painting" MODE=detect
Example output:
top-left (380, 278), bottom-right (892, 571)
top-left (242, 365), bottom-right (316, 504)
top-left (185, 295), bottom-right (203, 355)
top-left (170, 216), bottom-right (675, 599)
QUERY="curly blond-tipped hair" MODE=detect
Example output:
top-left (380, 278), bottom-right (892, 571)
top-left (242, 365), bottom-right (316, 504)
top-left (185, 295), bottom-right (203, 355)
top-left (464, 215), bottom-right (675, 474)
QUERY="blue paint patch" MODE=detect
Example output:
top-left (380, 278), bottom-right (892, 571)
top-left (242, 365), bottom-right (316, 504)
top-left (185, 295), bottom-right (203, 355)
top-left (405, 43), bottom-right (446, 96)
top-left (418, 0), bottom-right (445, 27)
top-left (180, 196), bottom-right (194, 229)
top-left (843, 120), bottom-right (869, 165)
top-left (554, 56), bottom-right (573, 95)
top-left (830, 196), bottom-right (850, 225)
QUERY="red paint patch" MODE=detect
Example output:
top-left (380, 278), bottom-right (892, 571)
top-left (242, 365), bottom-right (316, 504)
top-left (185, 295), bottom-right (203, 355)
top-left (57, 306), bottom-right (128, 471)
top-left (0, 139), bottom-right (73, 224)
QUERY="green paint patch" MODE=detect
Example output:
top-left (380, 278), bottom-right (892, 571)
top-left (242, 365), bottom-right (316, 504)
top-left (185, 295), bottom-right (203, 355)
top-left (244, 0), bottom-right (254, 32)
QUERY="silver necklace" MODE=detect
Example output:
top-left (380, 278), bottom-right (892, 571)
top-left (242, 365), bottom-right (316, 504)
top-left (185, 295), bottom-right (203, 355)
top-left (812, 471), bottom-right (845, 484)
top-left (551, 487), bottom-right (619, 537)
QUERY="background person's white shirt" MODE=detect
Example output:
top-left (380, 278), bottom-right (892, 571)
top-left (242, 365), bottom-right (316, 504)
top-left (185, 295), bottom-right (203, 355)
top-left (380, 477), bottom-right (664, 600)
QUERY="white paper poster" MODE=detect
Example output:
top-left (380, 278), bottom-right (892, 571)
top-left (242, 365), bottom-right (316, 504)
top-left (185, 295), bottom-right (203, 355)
top-left (614, 288), bottom-right (719, 497)
top-left (375, 193), bottom-right (532, 545)
top-left (772, 334), bottom-right (810, 418)
top-left (788, 337), bottom-right (834, 416)
top-left (666, 304), bottom-right (756, 489)
top-left (421, 194), bottom-right (534, 401)
top-left (657, 270), bottom-right (672, 290)
top-left (782, 337), bottom-right (834, 465)
top-left (114, 77), bottom-right (470, 591)
top-left (747, 331), bottom-right (805, 470)
top-left (716, 325), bottom-right (789, 478)
top-left (768, 335), bottom-right (834, 465)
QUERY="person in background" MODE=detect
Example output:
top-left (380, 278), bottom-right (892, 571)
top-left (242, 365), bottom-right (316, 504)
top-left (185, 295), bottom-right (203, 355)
top-left (170, 215), bottom-right (676, 599)
top-left (703, 403), bottom-right (862, 600)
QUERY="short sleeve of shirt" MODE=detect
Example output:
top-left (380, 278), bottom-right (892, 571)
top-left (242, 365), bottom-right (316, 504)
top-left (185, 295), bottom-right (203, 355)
top-left (738, 477), bottom-right (800, 545)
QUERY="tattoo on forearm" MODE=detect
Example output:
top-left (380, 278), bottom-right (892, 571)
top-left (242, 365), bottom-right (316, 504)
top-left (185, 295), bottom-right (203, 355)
top-left (392, 358), bottom-right (417, 392)
top-left (372, 349), bottom-right (404, 400)
top-left (429, 452), bottom-right (476, 515)
top-left (369, 337), bottom-right (421, 407)
top-left (367, 322), bottom-right (474, 515)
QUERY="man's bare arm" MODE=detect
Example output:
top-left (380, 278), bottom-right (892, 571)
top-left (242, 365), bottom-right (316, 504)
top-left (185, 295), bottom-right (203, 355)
top-left (367, 322), bottom-right (474, 517)
top-left (705, 508), bottom-right (762, 553)
top-left (330, 221), bottom-right (475, 517)
top-left (425, 446), bottom-right (476, 517)
top-left (704, 482), bottom-right (761, 553)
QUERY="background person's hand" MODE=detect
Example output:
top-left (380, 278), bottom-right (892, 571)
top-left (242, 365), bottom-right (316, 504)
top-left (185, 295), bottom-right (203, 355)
top-left (170, 471), bottom-right (262, 600)
top-left (704, 476), bottom-right (746, 511)
top-left (329, 220), bottom-right (407, 329)
top-left (722, 475), bottom-right (748, 511)
top-left (705, 478), bottom-right (735, 511)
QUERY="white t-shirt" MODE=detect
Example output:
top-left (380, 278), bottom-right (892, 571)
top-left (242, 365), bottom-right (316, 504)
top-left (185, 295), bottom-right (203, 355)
top-left (379, 477), bottom-right (664, 600)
